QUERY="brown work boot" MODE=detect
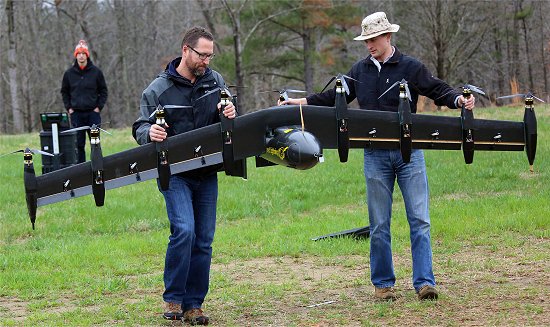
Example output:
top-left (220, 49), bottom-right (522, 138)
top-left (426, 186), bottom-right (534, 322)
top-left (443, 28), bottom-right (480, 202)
top-left (374, 287), bottom-right (397, 301)
top-left (184, 308), bottom-right (209, 325)
top-left (418, 285), bottom-right (438, 301)
top-left (163, 301), bottom-right (183, 320)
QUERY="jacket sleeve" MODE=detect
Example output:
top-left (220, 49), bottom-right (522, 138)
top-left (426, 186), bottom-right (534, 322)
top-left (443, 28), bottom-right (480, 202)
top-left (132, 89), bottom-right (157, 145)
top-left (305, 68), bottom-right (357, 106)
top-left (60, 71), bottom-right (71, 111)
top-left (413, 63), bottom-right (459, 109)
top-left (96, 69), bottom-right (108, 110)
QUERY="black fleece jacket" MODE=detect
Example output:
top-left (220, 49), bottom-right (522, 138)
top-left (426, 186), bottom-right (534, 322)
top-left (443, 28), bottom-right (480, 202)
top-left (307, 47), bottom-right (460, 113)
top-left (61, 59), bottom-right (108, 111)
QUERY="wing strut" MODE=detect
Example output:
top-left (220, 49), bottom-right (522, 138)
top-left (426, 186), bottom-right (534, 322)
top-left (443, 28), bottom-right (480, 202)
top-left (90, 126), bottom-right (105, 206)
top-left (523, 95), bottom-right (537, 172)
top-left (335, 78), bottom-right (350, 162)
top-left (220, 90), bottom-right (247, 178)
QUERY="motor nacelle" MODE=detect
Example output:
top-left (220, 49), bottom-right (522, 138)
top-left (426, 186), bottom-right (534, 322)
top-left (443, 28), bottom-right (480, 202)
top-left (260, 126), bottom-right (323, 170)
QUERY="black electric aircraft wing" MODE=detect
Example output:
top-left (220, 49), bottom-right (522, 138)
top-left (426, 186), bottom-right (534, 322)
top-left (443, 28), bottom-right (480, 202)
top-left (17, 88), bottom-right (537, 228)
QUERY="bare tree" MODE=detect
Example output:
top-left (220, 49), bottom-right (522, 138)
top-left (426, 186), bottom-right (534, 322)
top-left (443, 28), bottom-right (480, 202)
top-left (219, 0), bottom-right (300, 112)
top-left (406, 0), bottom-right (488, 85)
top-left (0, 0), bottom-right (6, 132)
top-left (6, 0), bottom-right (23, 133)
top-left (0, 0), bottom-right (548, 133)
top-left (516, 0), bottom-right (534, 91)
top-left (112, 0), bottom-right (131, 127)
top-left (537, 1), bottom-right (548, 95)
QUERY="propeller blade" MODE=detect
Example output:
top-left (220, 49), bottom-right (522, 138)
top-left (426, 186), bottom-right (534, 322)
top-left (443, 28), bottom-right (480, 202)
top-left (378, 80), bottom-right (400, 99)
top-left (529, 94), bottom-right (545, 103)
top-left (342, 74), bottom-right (360, 83)
top-left (496, 93), bottom-right (524, 101)
top-left (1, 148), bottom-right (54, 157)
top-left (32, 149), bottom-right (55, 157)
top-left (404, 83), bottom-right (412, 102)
top-left (496, 92), bottom-right (544, 103)
top-left (60, 125), bottom-right (90, 133)
top-left (0, 149), bottom-right (23, 157)
top-left (340, 77), bottom-right (351, 95)
top-left (148, 108), bottom-right (160, 118)
top-left (320, 74), bottom-right (360, 94)
top-left (222, 87), bottom-right (233, 98)
top-left (464, 84), bottom-right (486, 96)
top-left (398, 79), bottom-right (412, 101)
top-left (98, 127), bottom-right (112, 135)
top-left (320, 76), bottom-right (336, 93)
top-left (285, 89), bottom-right (307, 94)
top-left (163, 105), bottom-right (194, 110)
top-left (195, 87), bottom-right (222, 102)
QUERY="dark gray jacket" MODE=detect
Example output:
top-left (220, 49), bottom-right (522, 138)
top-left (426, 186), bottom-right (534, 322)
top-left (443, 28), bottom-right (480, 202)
top-left (132, 57), bottom-right (225, 178)
top-left (133, 57), bottom-right (225, 144)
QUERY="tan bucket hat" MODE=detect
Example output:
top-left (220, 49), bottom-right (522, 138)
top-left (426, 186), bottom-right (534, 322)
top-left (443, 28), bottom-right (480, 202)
top-left (354, 12), bottom-right (400, 41)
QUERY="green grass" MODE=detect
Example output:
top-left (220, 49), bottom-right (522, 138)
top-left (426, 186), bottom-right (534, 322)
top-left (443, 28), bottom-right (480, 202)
top-left (1, 106), bottom-right (549, 326)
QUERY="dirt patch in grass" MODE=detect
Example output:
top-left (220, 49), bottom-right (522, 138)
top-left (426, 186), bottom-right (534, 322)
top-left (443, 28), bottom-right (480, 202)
top-left (2, 238), bottom-right (547, 326)
top-left (209, 237), bottom-right (549, 326)
top-left (0, 297), bottom-right (28, 322)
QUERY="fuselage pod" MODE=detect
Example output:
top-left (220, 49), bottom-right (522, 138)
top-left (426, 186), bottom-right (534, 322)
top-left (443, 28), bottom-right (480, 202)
top-left (261, 126), bottom-right (323, 170)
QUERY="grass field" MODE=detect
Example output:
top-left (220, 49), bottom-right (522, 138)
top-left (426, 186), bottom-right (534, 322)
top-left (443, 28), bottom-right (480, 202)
top-left (1, 106), bottom-right (549, 326)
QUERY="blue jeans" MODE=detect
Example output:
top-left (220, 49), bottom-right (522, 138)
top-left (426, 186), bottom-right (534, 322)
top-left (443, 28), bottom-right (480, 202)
top-left (363, 149), bottom-right (435, 292)
top-left (160, 174), bottom-right (218, 311)
top-left (70, 110), bottom-right (101, 163)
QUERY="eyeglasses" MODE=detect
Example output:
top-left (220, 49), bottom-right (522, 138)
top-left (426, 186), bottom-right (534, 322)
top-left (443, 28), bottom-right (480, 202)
top-left (187, 45), bottom-right (215, 61)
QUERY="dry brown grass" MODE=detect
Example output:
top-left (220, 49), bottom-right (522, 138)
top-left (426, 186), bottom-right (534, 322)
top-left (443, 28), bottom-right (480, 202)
top-left (1, 239), bottom-right (548, 326)
top-left (204, 238), bottom-right (549, 326)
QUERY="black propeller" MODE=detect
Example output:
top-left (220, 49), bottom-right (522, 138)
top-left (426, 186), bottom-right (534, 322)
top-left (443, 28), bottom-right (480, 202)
top-left (379, 79), bottom-right (414, 162)
top-left (320, 73), bottom-right (360, 95)
top-left (459, 83), bottom-right (486, 164)
top-left (60, 124), bottom-right (112, 135)
top-left (263, 88), bottom-right (307, 102)
top-left (496, 92), bottom-right (544, 103)
top-left (496, 91), bottom-right (540, 172)
top-left (378, 78), bottom-right (412, 101)
top-left (147, 105), bottom-right (194, 119)
top-left (1, 148), bottom-right (53, 229)
top-left (461, 84), bottom-right (486, 97)
top-left (195, 86), bottom-right (232, 103)
top-left (1, 148), bottom-right (54, 158)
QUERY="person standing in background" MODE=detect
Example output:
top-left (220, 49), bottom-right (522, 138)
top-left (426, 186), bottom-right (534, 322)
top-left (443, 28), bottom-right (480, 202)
top-left (61, 39), bottom-right (108, 163)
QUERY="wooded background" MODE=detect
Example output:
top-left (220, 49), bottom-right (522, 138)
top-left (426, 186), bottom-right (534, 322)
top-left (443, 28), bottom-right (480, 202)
top-left (1, 0), bottom-right (548, 134)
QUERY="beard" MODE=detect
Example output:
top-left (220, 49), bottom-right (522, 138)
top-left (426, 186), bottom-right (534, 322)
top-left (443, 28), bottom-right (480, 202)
top-left (185, 56), bottom-right (206, 77)
top-left (191, 66), bottom-right (206, 77)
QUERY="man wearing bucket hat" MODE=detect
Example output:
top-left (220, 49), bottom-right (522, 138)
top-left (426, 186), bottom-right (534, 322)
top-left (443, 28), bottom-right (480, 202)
top-left (61, 40), bottom-right (108, 163)
top-left (280, 12), bottom-right (475, 301)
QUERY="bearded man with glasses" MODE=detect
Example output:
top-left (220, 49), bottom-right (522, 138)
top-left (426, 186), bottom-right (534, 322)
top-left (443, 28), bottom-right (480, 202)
top-left (133, 26), bottom-right (235, 325)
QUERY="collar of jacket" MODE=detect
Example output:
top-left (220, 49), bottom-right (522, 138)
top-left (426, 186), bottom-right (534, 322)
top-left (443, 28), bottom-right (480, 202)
top-left (72, 58), bottom-right (94, 71)
top-left (164, 57), bottom-right (212, 86)
top-left (365, 47), bottom-right (402, 66)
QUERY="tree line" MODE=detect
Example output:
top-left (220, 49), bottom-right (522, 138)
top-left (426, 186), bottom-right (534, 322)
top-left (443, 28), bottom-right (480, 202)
top-left (1, 0), bottom-right (548, 134)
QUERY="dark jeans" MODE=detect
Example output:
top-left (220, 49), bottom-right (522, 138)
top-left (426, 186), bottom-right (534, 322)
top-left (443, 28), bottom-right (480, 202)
top-left (70, 110), bottom-right (101, 163)
top-left (159, 174), bottom-right (218, 311)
